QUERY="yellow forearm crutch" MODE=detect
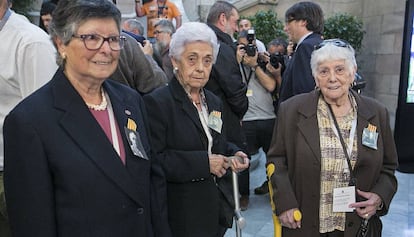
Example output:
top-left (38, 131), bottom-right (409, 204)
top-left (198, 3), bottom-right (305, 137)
top-left (266, 163), bottom-right (302, 237)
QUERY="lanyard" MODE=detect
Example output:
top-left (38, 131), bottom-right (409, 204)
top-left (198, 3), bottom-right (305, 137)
top-left (326, 105), bottom-right (357, 159)
top-left (104, 92), bottom-right (121, 157)
top-left (325, 99), bottom-right (358, 185)
top-left (0, 9), bottom-right (11, 31)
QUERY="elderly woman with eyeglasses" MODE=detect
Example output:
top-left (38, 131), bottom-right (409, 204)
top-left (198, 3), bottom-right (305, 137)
top-left (3, 0), bottom-right (171, 236)
top-left (144, 22), bottom-right (249, 237)
top-left (267, 39), bottom-right (398, 237)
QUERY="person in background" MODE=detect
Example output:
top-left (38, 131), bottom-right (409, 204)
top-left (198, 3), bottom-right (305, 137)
top-left (238, 18), bottom-right (266, 53)
top-left (0, 0), bottom-right (58, 235)
top-left (267, 39), bottom-right (398, 236)
top-left (3, 0), bottom-right (170, 236)
top-left (122, 18), bottom-right (146, 45)
top-left (287, 40), bottom-right (296, 59)
top-left (111, 32), bottom-right (168, 95)
top-left (39, 1), bottom-right (56, 33)
top-left (206, 1), bottom-right (249, 211)
top-left (135, 0), bottom-right (181, 43)
top-left (153, 19), bottom-right (175, 81)
top-left (267, 38), bottom-right (288, 56)
top-left (144, 22), bottom-right (249, 237)
top-left (278, 1), bottom-right (324, 104)
top-left (236, 30), bottom-right (277, 208)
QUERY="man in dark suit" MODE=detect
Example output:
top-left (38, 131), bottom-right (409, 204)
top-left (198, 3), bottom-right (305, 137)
top-left (205, 0), bottom-right (250, 209)
top-left (278, 1), bottom-right (324, 103)
top-left (254, 1), bottom-right (324, 195)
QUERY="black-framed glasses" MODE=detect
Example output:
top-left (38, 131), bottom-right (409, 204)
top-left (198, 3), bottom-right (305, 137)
top-left (314, 38), bottom-right (351, 50)
top-left (285, 17), bottom-right (296, 23)
top-left (72, 34), bottom-right (126, 51)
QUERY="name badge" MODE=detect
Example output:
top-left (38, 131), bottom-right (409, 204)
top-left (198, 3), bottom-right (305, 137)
top-left (362, 123), bottom-right (378, 150)
top-left (246, 89), bottom-right (253, 97)
top-left (333, 186), bottom-right (355, 212)
top-left (208, 110), bottom-right (222, 133)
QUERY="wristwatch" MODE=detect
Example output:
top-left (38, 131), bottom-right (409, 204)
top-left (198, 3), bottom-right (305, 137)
top-left (252, 64), bottom-right (259, 71)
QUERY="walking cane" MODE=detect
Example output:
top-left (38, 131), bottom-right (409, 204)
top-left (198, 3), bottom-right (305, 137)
top-left (266, 163), bottom-right (302, 237)
top-left (230, 156), bottom-right (246, 237)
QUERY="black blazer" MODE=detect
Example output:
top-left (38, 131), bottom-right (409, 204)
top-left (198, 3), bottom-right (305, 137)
top-left (278, 33), bottom-right (323, 104)
top-left (4, 68), bottom-right (169, 237)
top-left (144, 78), bottom-right (239, 237)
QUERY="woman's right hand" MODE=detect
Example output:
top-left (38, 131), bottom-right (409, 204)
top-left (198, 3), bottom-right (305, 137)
top-left (209, 154), bottom-right (230, 177)
top-left (278, 208), bottom-right (302, 229)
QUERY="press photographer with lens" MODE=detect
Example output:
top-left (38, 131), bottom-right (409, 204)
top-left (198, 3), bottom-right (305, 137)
top-left (236, 30), bottom-right (278, 209)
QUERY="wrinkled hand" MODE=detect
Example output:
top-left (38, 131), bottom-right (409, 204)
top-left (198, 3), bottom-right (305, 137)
top-left (209, 154), bottom-right (230, 177)
top-left (349, 189), bottom-right (383, 219)
top-left (230, 151), bottom-right (249, 173)
top-left (279, 208), bottom-right (301, 229)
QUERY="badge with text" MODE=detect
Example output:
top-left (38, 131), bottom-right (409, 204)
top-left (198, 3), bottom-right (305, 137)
top-left (362, 123), bottom-right (378, 150)
top-left (125, 127), bottom-right (148, 160)
top-left (333, 186), bottom-right (356, 212)
top-left (208, 110), bottom-right (223, 133)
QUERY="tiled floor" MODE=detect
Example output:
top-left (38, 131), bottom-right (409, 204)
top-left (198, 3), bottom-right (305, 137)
top-left (225, 150), bottom-right (414, 237)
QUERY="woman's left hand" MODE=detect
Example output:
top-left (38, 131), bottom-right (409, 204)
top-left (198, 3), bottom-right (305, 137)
top-left (229, 151), bottom-right (249, 173)
top-left (349, 189), bottom-right (383, 219)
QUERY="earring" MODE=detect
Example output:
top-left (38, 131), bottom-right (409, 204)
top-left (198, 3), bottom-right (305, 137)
top-left (173, 67), bottom-right (178, 74)
top-left (61, 53), bottom-right (66, 59)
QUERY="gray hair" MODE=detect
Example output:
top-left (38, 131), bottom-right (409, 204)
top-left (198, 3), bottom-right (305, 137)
top-left (49, 0), bottom-right (121, 66)
top-left (310, 39), bottom-right (357, 78)
top-left (154, 19), bottom-right (175, 35)
top-left (169, 22), bottom-right (219, 64)
top-left (206, 1), bottom-right (236, 25)
top-left (123, 19), bottom-right (144, 35)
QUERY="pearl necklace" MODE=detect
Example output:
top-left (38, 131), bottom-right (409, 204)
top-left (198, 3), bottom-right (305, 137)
top-left (86, 90), bottom-right (107, 111)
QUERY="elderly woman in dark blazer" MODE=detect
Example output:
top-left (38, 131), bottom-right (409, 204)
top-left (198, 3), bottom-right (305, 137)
top-left (3, 0), bottom-right (170, 236)
top-left (267, 39), bottom-right (398, 237)
top-left (144, 22), bottom-right (249, 237)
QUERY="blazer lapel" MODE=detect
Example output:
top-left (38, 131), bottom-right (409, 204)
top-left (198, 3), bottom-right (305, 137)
top-left (170, 78), bottom-right (205, 133)
top-left (297, 91), bottom-right (322, 162)
top-left (53, 70), bottom-right (143, 205)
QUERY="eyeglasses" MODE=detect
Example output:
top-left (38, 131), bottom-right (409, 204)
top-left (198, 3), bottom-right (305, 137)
top-left (285, 17), bottom-right (296, 23)
top-left (72, 34), bottom-right (126, 51)
top-left (314, 39), bottom-right (351, 50)
top-left (153, 30), bottom-right (167, 35)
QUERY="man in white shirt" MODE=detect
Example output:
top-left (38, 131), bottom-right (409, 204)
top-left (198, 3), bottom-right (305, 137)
top-left (0, 0), bottom-right (58, 235)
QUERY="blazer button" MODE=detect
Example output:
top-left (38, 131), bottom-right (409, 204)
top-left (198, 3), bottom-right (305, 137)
top-left (137, 208), bottom-right (144, 214)
top-left (347, 221), bottom-right (354, 227)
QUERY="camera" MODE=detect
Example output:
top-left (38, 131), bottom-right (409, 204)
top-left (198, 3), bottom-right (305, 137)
top-left (269, 52), bottom-right (286, 73)
top-left (245, 29), bottom-right (257, 57)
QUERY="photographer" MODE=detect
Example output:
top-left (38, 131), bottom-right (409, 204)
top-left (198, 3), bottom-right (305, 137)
top-left (236, 30), bottom-right (277, 207)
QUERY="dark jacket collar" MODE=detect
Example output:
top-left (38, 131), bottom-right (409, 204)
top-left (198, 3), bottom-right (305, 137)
top-left (208, 23), bottom-right (234, 46)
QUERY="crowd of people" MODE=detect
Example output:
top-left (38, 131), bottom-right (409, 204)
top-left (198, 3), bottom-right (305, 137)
top-left (0, 0), bottom-right (398, 237)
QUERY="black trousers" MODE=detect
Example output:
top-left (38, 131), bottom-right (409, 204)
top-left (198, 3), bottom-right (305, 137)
top-left (239, 119), bottom-right (276, 195)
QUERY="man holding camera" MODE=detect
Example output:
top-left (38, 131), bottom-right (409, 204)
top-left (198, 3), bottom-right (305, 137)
top-left (236, 30), bottom-right (278, 208)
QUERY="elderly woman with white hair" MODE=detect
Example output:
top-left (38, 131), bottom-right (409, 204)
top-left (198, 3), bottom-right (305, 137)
top-left (266, 39), bottom-right (398, 237)
top-left (143, 22), bottom-right (249, 237)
